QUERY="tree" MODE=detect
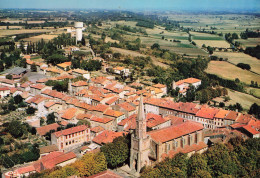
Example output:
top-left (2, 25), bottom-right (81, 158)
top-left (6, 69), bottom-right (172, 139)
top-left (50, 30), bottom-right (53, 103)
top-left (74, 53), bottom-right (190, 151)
top-left (81, 36), bottom-right (86, 46)
top-left (77, 120), bottom-right (91, 127)
top-left (7, 120), bottom-right (24, 138)
top-left (219, 102), bottom-right (225, 108)
top-left (31, 63), bottom-right (37, 72)
top-left (101, 135), bottom-right (129, 168)
top-left (101, 32), bottom-right (106, 42)
top-left (151, 43), bottom-right (160, 50)
top-left (188, 153), bottom-right (208, 176)
top-left (26, 106), bottom-right (36, 115)
top-left (14, 94), bottom-right (23, 104)
top-left (47, 112), bottom-right (56, 125)
top-left (248, 103), bottom-right (260, 119)
top-left (0, 60), bottom-right (4, 72)
top-left (45, 54), bottom-right (68, 65)
top-left (6, 74), bottom-right (13, 80)
top-left (8, 98), bottom-right (16, 111)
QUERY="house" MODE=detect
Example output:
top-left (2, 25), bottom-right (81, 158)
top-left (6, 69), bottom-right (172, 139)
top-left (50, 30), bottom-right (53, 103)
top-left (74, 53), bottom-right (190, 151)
top-left (92, 130), bottom-right (126, 146)
top-left (90, 126), bottom-right (105, 139)
top-left (36, 123), bottom-right (60, 137)
top-left (103, 109), bottom-right (125, 129)
top-left (113, 66), bottom-right (130, 77)
top-left (90, 117), bottom-right (114, 131)
top-left (153, 83), bottom-right (167, 95)
top-left (44, 101), bottom-right (63, 113)
top-left (57, 61), bottom-right (72, 71)
top-left (214, 109), bottom-right (230, 127)
top-left (39, 144), bottom-right (59, 157)
top-left (195, 108), bottom-right (219, 129)
top-left (60, 107), bottom-right (84, 124)
top-left (172, 78), bottom-right (201, 95)
top-left (112, 102), bottom-right (136, 118)
top-left (71, 68), bottom-right (90, 79)
top-left (30, 84), bottom-right (52, 95)
top-left (118, 113), bottom-right (171, 132)
top-left (0, 78), bottom-right (17, 87)
top-left (88, 170), bottom-right (122, 178)
top-left (0, 87), bottom-right (10, 98)
top-left (51, 125), bottom-right (91, 151)
top-left (69, 80), bottom-right (88, 94)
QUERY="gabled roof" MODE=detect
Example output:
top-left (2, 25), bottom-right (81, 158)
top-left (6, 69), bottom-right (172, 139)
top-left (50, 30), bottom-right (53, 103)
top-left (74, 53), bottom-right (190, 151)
top-left (92, 130), bottom-right (125, 145)
top-left (39, 144), bottom-right (59, 154)
top-left (225, 111), bottom-right (240, 121)
top-left (91, 126), bottom-right (105, 133)
top-left (88, 170), bottom-right (122, 178)
top-left (61, 108), bottom-right (78, 120)
top-left (175, 78), bottom-right (201, 85)
top-left (117, 102), bottom-right (136, 112)
top-left (214, 109), bottom-right (230, 119)
top-left (57, 61), bottom-right (71, 68)
top-left (153, 83), bottom-right (166, 88)
top-left (105, 96), bottom-right (119, 105)
top-left (148, 121), bottom-right (204, 143)
top-left (36, 123), bottom-right (60, 136)
top-left (54, 125), bottom-right (88, 137)
top-left (104, 109), bottom-right (124, 118)
top-left (71, 80), bottom-right (88, 87)
top-left (195, 107), bottom-right (219, 119)
top-left (90, 116), bottom-right (113, 124)
top-left (30, 84), bottom-right (46, 90)
top-left (89, 104), bottom-right (109, 112)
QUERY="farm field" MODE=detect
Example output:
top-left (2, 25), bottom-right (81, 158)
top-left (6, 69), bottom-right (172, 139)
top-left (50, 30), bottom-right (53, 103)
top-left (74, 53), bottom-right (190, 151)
top-left (247, 87), bottom-right (260, 98)
top-left (22, 34), bottom-right (58, 42)
top-left (0, 29), bottom-right (54, 37)
top-left (205, 61), bottom-right (260, 84)
top-left (235, 38), bottom-right (260, 48)
top-left (214, 52), bottom-right (260, 74)
top-left (110, 47), bottom-right (169, 68)
top-left (194, 40), bottom-right (230, 48)
top-left (214, 89), bottom-right (260, 110)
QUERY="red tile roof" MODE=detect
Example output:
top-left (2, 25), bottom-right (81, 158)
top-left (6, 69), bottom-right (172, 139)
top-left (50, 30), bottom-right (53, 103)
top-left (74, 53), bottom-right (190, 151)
top-left (91, 117), bottom-right (113, 124)
top-left (0, 87), bottom-right (10, 91)
top-left (148, 121), bottom-right (204, 143)
top-left (39, 144), bottom-right (59, 154)
top-left (164, 115), bottom-right (185, 126)
top-left (92, 130), bottom-right (126, 145)
top-left (71, 80), bottom-right (88, 87)
top-left (104, 109), bottom-right (124, 118)
top-left (88, 170), bottom-right (122, 178)
top-left (91, 126), bottom-right (105, 133)
top-left (175, 78), bottom-right (201, 85)
top-left (105, 96), bottom-right (119, 105)
top-left (36, 123), bottom-right (60, 136)
top-left (54, 125), bottom-right (88, 137)
top-left (44, 101), bottom-right (60, 108)
top-left (0, 78), bottom-right (15, 84)
top-left (161, 141), bottom-right (207, 160)
top-left (16, 165), bottom-right (35, 174)
top-left (76, 113), bottom-right (93, 120)
top-left (43, 152), bottom-right (76, 169)
top-left (214, 109), bottom-right (230, 119)
top-left (61, 108), bottom-right (78, 120)
top-left (153, 83), bottom-right (166, 88)
top-left (30, 84), bottom-right (46, 90)
top-left (225, 111), bottom-right (240, 121)
top-left (195, 107), bottom-right (219, 119)
top-left (242, 125), bottom-right (259, 135)
top-left (90, 104), bottom-right (109, 112)
top-left (117, 102), bottom-right (136, 112)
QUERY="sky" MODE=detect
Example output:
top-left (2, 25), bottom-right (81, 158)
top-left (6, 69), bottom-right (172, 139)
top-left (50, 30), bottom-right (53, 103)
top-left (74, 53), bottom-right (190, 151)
top-left (0, 0), bottom-right (259, 12)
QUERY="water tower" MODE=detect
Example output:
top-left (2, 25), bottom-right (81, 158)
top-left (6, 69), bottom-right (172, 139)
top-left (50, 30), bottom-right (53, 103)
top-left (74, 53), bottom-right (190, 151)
top-left (74, 22), bottom-right (83, 44)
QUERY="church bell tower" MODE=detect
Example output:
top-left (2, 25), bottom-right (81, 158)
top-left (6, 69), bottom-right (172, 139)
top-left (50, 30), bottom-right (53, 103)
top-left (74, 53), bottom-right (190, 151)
top-left (130, 95), bottom-right (150, 172)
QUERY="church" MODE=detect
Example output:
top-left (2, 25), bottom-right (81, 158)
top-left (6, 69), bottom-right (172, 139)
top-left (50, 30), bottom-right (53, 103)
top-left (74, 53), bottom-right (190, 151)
top-left (130, 96), bottom-right (207, 172)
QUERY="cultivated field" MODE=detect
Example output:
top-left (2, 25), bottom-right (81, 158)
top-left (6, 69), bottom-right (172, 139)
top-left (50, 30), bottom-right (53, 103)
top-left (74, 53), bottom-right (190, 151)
top-left (0, 29), bottom-right (54, 37)
top-left (194, 40), bottom-right (230, 48)
top-left (214, 52), bottom-right (260, 74)
top-left (235, 38), bottom-right (260, 48)
top-left (214, 89), bottom-right (260, 110)
top-left (205, 61), bottom-right (260, 84)
top-left (22, 34), bottom-right (58, 42)
top-left (110, 47), bottom-right (169, 68)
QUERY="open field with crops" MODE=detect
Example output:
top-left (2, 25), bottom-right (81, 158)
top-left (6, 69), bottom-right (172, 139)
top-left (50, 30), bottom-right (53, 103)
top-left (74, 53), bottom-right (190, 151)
top-left (214, 52), bottom-right (260, 74)
top-left (205, 61), bottom-right (260, 85)
top-left (235, 38), bottom-right (260, 48)
top-left (214, 89), bottom-right (260, 110)
top-left (111, 47), bottom-right (169, 68)
top-left (22, 34), bottom-right (58, 42)
top-left (0, 29), bottom-right (54, 37)
top-left (194, 40), bottom-right (230, 48)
